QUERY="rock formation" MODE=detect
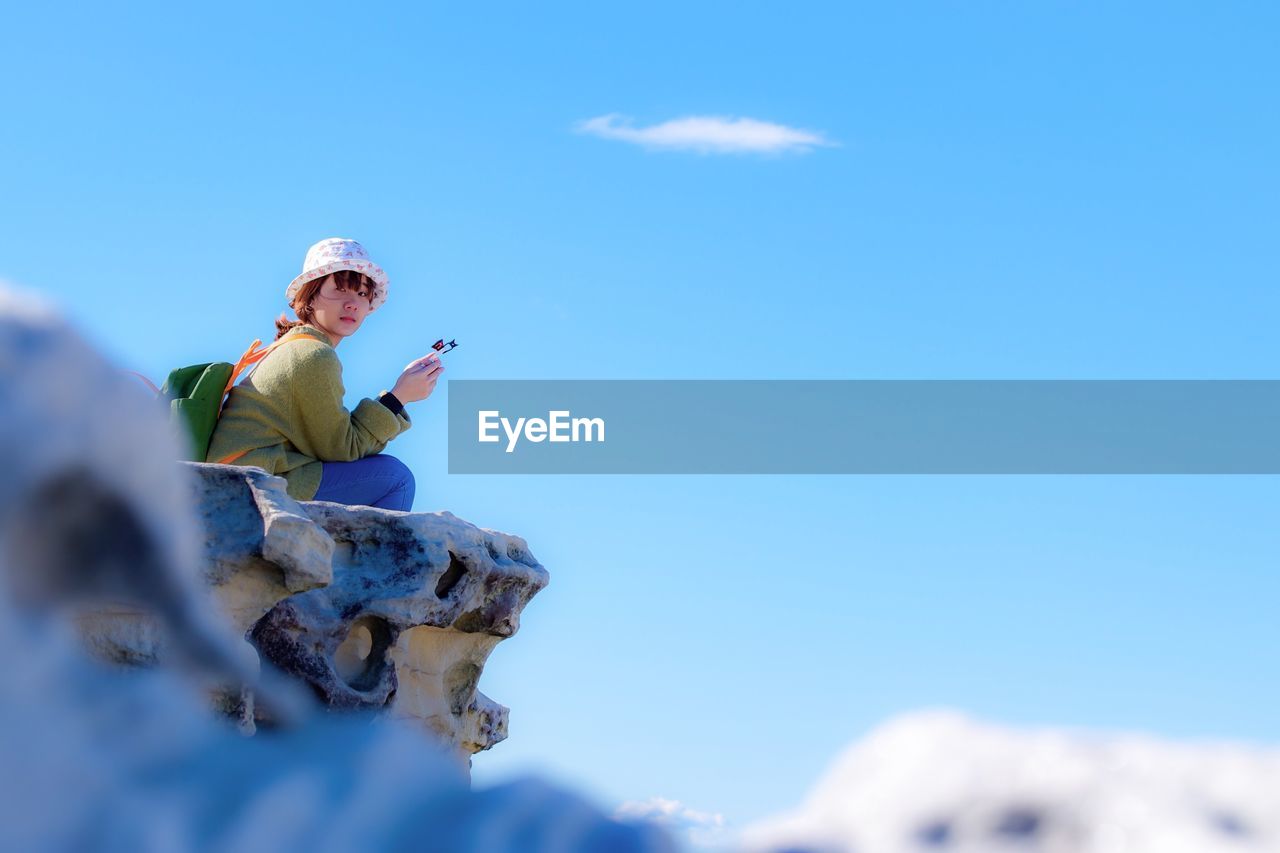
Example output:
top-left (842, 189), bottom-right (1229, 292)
top-left (12, 271), bottom-right (551, 759)
top-left (0, 280), bottom-right (671, 851)
top-left (249, 496), bottom-right (548, 759)
top-left (75, 422), bottom-right (548, 764)
top-left (74, 464), bottom-right (333, 680)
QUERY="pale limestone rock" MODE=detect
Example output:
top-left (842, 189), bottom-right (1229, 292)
top-left (186, 462), bottom-right (333, 642)
top-left (76, 463), bottom-right (334, 679)
top-left (0, 280), bottom-right (671, 852)
top-left (252, 501), bottom-right (549, 763)
top-left (59, 394), bottom-right (548, 758)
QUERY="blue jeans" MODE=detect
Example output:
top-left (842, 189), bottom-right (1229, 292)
top-left (311, 454), bottom-right (415, 512)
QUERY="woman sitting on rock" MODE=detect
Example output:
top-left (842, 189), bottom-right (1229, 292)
top-left (207, 238), bottom-right (443, 511)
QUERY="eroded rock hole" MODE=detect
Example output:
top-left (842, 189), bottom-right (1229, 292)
top-left (333, 615), bottom-right (392, 692)
top-left (331, 539), bottom-right (356, 566)
top-left (435, 551), bottom-right (467, 599)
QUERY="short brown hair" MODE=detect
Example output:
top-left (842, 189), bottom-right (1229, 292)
top-left (275, 270), bottom-right (378, 340)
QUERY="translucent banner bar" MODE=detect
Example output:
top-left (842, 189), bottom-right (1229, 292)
top-left (447, 380), bottom-right (1280, 474)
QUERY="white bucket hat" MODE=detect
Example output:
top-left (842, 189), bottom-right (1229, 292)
top-left (286, 237), bottom-right (390, 311)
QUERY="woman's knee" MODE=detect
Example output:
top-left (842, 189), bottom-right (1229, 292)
top-left (369, 454), bottom-right (413, 487)
top-left (369, 454), bottom-right (415, 509)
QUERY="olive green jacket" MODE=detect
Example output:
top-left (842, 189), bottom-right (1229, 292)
top-left (205, 324), bottom-right (411, 500)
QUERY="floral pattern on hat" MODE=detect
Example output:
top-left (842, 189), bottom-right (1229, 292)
top-left (285, 237), bottom-right (389, 311)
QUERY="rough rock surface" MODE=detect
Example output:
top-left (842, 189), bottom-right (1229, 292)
top-left (192, 463), bottom-right (335, 635)
top-left (252, 500), bottom-right (549, 760)
top-left (77, 463), bottom-right (333, 675)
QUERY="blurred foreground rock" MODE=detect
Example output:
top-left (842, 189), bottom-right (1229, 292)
top-left (744, 711), bottom-right (1280, 853)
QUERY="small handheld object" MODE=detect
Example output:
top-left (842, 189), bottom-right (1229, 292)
top-left (431, 338), bottom-right (458, 356)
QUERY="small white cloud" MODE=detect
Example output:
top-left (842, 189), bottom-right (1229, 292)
top-left (575, 113), bottom-right (836, 155)
top-left (616, 796), bottom-right (731, 849)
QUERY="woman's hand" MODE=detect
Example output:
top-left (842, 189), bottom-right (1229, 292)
top-left (391, 353), bottom-right (444, 403)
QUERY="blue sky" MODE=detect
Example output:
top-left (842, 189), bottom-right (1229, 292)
top-left (3, 0), bottom-right (1277, 839)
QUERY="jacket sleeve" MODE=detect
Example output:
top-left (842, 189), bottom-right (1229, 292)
top-left (288, 344), bottom-right (411, 462)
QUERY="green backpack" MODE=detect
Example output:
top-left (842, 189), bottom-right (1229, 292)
top-left (160, 362), bottom-right (237, 462)
top-left (138, 337), bottom-right (302, 462)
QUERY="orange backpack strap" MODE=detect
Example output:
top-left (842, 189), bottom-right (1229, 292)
top-left (213, 335), bottom-right (310, 466)
top-left (220, 335), bottom-right (310, 399)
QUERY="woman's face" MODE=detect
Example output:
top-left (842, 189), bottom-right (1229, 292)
top-left (307, 274), bottom-right (375, 346)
